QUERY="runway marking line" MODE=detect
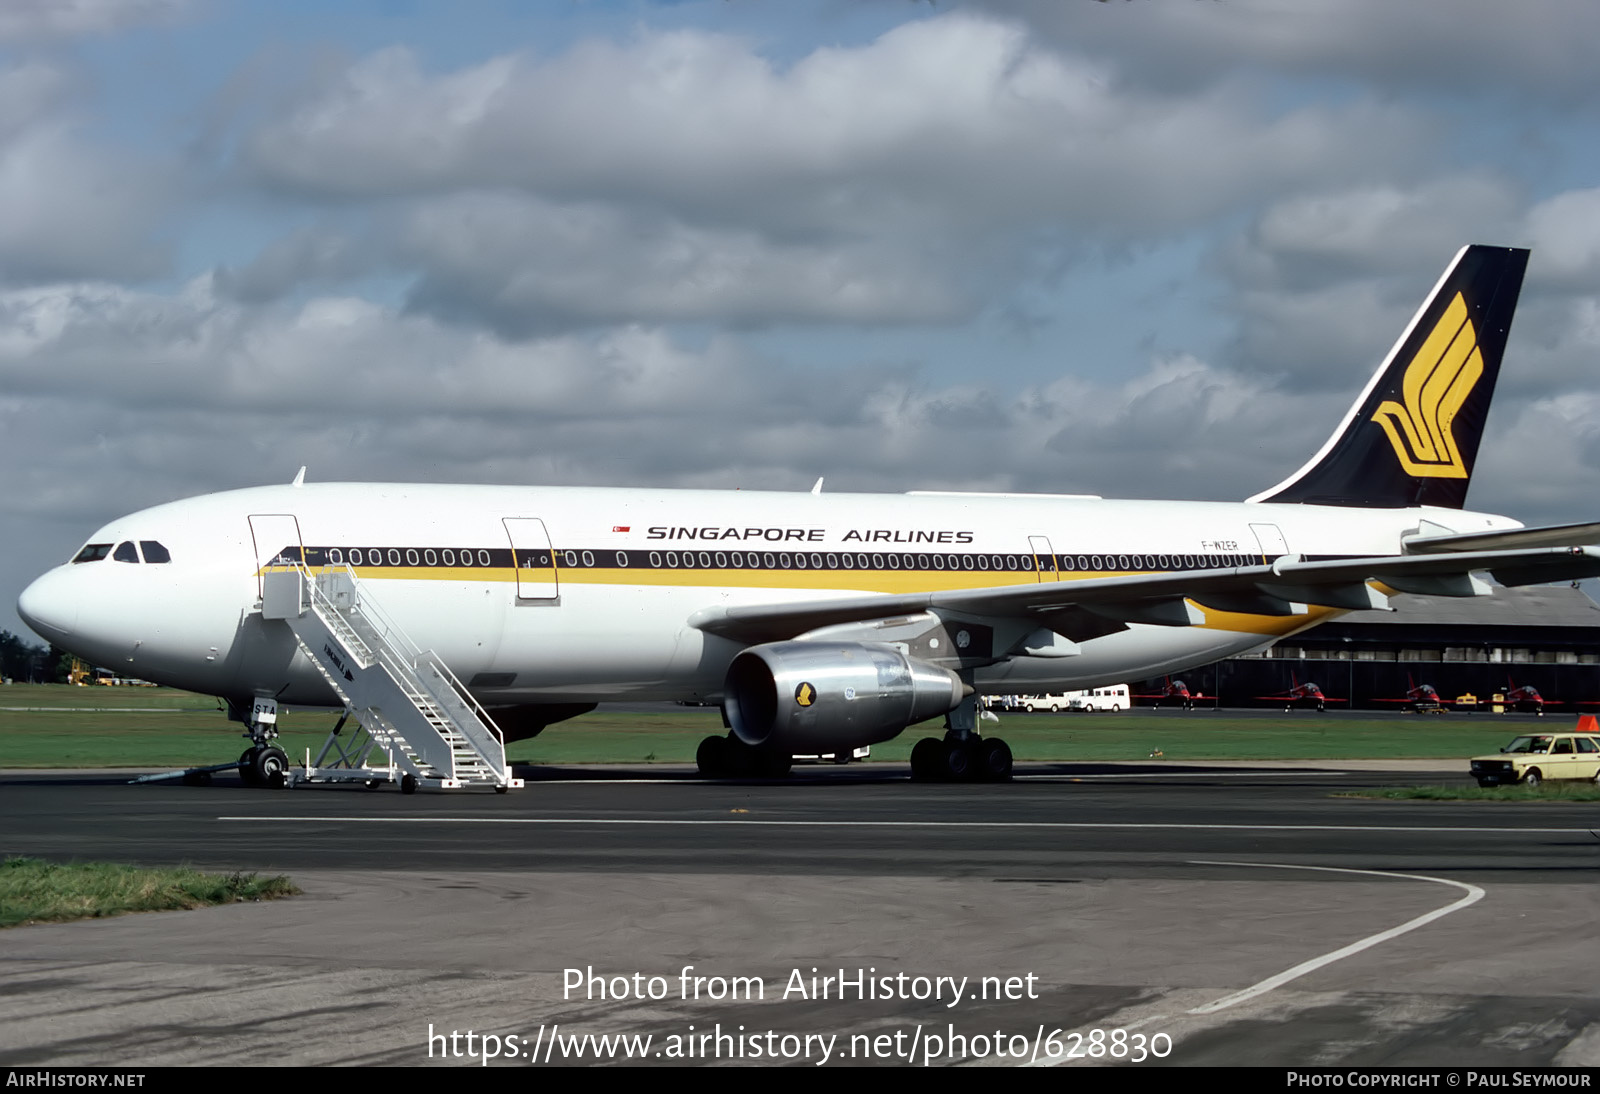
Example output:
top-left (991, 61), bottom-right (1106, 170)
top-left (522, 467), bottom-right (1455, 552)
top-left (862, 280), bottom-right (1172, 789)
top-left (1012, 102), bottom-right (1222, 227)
top-left (215, 816), bottom-right (1593, 834)
top-left (516, 772), bottom-right (1357, 783)
top-left (1016, 772), bottom-right (1353, 780)
top-left (1184, 861), bottom-right (1485, 1014)
top-left (1024, 860), bottom-right (1485, 1067)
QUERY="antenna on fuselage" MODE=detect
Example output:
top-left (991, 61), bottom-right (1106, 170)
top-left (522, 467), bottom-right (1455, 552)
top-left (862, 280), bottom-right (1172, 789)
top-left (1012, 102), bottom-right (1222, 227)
top-left (291, 466), bottom-right (306, 487)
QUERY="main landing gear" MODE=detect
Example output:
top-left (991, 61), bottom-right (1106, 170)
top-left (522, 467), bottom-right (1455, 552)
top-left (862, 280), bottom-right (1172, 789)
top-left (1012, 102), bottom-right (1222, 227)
top-left (909, 734), bottom-right (1013, 782)
top-left (910, 692), bottom-right (1013, 782)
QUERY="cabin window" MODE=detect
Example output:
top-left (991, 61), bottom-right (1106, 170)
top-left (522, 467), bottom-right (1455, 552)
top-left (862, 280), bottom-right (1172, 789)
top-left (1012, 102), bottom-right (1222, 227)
top-left (73, 543), bottom-right (112, 564)
top-left (113, 541), bottom-right (140, 563)
top-left (139, 541), bottom-right (171, 564)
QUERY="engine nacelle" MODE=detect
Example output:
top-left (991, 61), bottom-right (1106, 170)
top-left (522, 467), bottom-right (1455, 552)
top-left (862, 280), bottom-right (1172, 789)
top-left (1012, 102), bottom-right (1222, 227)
top-left (724, 641), bottom-right (968, 754)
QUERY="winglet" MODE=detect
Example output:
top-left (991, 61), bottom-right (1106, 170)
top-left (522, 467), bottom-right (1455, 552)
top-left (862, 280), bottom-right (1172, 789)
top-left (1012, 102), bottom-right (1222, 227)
top-left (1249, 245), bottom-right (1530, 509)
top-left (291, 466), bottom-right (306, 487)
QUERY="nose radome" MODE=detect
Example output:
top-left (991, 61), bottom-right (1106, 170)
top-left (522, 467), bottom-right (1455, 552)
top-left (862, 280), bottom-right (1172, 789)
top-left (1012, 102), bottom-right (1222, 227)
top-left (17, 568), bottom-right (78, 640)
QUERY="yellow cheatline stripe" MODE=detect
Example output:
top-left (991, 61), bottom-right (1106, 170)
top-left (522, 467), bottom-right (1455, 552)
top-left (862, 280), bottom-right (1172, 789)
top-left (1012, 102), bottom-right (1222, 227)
top-left (266, 563), bottom-right (1335, 638)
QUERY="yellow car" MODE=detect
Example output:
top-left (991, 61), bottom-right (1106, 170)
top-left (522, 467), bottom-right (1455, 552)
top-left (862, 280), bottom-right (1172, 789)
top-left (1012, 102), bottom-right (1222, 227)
top-left (1469, 732), bottom-right (1600, 788)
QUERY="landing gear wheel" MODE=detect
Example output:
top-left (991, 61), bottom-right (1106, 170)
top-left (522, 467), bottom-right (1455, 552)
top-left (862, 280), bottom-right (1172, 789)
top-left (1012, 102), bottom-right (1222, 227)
top-left (976, 738), bottom-right (1013, 782)
top-left (252, 746), bottom-right (289, 789)
top-left (754, 749), bottom-right (792, 779)
top-left (401, 773), bottom-right (419, 795)
top-left (910, 737), bottom-right (942, 781)
top-left (941, 740), bottom-right (976, 781)
top-left (697, 735), bottom-right (729, 777)
top-left (238, 747), bottom-right (262, 787)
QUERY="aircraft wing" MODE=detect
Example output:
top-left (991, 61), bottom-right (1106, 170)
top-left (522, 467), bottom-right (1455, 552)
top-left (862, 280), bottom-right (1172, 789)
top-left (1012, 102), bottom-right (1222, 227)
top-left (689, 545), bottom-right (1600, 646)
top-left (1403, 519), bottom-right (1600, 554)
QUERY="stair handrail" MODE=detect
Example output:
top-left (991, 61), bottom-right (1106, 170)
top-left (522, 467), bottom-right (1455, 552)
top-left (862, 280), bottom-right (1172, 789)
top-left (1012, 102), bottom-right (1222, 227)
top-left (293, 563), bottom-right (376, 667)
top-left (417, 648), bottom-right (510, 770)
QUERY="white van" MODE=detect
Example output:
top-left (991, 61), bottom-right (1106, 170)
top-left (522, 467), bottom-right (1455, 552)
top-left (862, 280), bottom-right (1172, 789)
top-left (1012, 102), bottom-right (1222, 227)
top-left (1065, 685), bottom-right (1130, 712)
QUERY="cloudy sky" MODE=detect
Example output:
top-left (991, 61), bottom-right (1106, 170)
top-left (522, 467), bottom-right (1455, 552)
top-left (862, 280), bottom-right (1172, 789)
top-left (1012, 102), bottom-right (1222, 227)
top-left (5, 0), bottom-right (1600, 638)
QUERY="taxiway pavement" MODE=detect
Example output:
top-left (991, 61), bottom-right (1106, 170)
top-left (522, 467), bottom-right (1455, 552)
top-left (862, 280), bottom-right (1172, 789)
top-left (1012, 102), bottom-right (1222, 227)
top-left (2, 763), bottom-right (1597, 1067)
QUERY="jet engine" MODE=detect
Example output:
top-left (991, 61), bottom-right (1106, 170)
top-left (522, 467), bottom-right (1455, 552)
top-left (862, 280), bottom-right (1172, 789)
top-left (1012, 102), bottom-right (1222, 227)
top-left (723, 641), bottom-right (968, 754)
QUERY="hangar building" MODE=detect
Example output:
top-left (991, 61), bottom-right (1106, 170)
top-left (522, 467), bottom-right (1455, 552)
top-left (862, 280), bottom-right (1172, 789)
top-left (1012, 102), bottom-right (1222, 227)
top-left (1135, 585), bottom-right (1600, 711)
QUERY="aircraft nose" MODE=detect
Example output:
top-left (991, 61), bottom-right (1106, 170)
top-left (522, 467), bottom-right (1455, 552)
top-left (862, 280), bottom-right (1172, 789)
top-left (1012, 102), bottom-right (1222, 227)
top-left (17, 568), bottom-right (78, 640)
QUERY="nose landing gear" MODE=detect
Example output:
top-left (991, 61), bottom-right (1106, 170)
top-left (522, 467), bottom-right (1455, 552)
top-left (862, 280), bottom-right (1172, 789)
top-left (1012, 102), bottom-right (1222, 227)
top-left (235, 696), bottom-right (288, 788)
top-left (239, 745), bottom-right (290, 789)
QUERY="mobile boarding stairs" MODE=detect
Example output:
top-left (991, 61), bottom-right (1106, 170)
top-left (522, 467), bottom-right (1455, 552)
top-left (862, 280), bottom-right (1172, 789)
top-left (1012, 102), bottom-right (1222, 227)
top-left (259, 564), bottom-right (522, 793)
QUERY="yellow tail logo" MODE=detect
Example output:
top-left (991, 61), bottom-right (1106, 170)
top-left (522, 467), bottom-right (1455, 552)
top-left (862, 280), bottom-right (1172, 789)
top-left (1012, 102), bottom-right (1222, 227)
top-left (1370, 293), bottom-right (1481, 479)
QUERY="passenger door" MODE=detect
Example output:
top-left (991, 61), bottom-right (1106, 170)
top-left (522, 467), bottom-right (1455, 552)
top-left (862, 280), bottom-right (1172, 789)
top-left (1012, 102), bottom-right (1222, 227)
top-left (502, 517), bottom-right (559, 600)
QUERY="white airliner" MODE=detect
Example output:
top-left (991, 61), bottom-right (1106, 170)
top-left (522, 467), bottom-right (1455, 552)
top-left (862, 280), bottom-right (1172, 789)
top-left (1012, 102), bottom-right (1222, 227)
top-left (17, 245), bottom-right (1600, 786)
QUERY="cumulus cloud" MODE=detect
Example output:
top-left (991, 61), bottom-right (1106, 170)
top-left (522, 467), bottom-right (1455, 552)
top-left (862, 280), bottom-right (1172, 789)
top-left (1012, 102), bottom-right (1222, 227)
top-left (1231, 177), bottom-right (1525, 288)
top-left (0, 61), bottom-right (174, 284)
top-left (0, 277), bottom-right (1369, 518)
top-left (981, 0), bottom-right (1600, 102)
top-left (226, 13), bottom-right (1440, 329)
top-left (1525, 188), bottom-right (1600, 287)
top-left (241, 16), bottom-right (1429, 236)
top-left (394, 191), bottom-right (969, 335)
top-left (211, 228), bottom-right (374, 304)
top-left (9, 2), bottom-right (1600, 637)
top-left (0, 0), bottom-right (193, 43)
top-left (1210, 175), bottom-right (1600, 400)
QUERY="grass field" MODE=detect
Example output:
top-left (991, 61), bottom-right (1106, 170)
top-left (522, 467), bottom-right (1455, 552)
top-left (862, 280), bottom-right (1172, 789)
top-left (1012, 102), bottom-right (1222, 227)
top-left (0, 856), bottom-right (297, 928)
top-left (0, 682), bottom-right (1569, 767)
top-left (1335, 785), bottom-right (1600, 802)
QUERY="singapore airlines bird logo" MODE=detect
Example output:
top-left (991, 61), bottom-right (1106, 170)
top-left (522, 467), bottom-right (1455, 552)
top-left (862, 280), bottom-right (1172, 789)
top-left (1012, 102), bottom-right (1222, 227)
top-left (1370, 293), bottom-right (1481, 479)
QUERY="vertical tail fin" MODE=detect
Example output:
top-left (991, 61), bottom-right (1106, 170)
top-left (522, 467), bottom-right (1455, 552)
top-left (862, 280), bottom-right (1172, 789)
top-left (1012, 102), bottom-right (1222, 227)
top-left (1249, 245), bottom-right (1530, 508)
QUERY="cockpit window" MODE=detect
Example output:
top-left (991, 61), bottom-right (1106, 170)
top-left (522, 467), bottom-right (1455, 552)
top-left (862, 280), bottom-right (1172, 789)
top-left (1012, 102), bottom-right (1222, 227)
top-left (140, 541), bottom-right (171, 564)
top-left (113, 541), bottom-right (140, 563)
top-left (72, 543), bottom-right (113, 564)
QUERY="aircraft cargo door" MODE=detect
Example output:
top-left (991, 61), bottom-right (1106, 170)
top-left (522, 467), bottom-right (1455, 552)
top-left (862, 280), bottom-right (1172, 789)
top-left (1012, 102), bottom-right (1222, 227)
top-left (503, 517), bottom-right (559, 600)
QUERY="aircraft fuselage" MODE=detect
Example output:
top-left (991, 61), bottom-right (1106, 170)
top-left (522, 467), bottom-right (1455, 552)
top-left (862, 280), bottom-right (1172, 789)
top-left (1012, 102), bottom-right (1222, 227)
top-left (17, 481), bottom-right (1521, 712)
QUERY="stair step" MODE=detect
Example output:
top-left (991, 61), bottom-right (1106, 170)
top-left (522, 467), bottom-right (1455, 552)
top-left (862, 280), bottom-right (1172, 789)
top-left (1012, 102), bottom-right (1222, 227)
top-left (282, 569), bottom-right (514, 791)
